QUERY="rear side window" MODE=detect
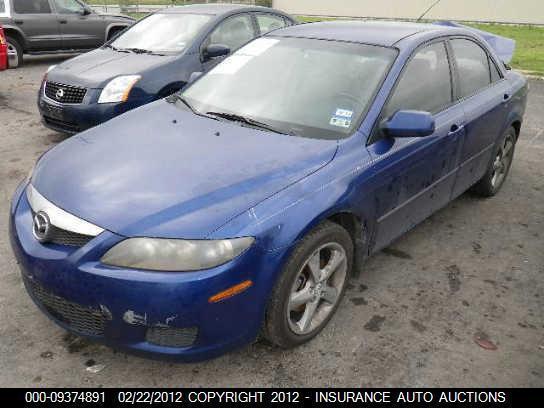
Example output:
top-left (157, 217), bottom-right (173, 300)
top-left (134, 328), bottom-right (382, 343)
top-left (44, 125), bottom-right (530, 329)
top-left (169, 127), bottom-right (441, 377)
top-left (209, 14), bottom-right (255, 52)
top-left (383, 41), bottom-right (453, 119)
top-left (451, 38), bottom-right (491, 98)
top-left (14, 0), bottom-right (52, 13)
top-left (490, 58), bottom-right (502, 82)
top-left (256, 14), bottom-right (287, 34)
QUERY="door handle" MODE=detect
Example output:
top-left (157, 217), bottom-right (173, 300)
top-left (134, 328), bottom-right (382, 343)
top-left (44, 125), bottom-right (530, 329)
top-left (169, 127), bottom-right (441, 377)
top-left (448, 124), bottom-right (463, 135)
top-left (59, 19), bottom-right (67, 24)
top-left (14, 20), bottom-right (23, 25)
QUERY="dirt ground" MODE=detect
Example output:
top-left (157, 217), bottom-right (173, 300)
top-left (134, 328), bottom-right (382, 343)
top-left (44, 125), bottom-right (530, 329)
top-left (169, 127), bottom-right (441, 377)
top-left (0, 56), bottom-right (542, 387)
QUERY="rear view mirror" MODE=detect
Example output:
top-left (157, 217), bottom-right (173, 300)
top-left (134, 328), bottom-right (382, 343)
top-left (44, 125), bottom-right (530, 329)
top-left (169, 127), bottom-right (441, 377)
top-left (381, 110), bottom-right (435, 138)
top-left (203, 44), bottom-right (230, 60)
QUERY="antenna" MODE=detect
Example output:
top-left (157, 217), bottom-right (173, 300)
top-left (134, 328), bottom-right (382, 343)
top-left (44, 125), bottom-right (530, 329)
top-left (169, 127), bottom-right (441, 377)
top-left (416, 0), bottom-right (443, 22)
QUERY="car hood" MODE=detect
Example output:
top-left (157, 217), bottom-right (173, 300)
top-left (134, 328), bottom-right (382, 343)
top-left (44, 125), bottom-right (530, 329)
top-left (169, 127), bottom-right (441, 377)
top-left (48, 48), bottom-right (178, 88)
top-left (31, 100), bottom-right (338, 239)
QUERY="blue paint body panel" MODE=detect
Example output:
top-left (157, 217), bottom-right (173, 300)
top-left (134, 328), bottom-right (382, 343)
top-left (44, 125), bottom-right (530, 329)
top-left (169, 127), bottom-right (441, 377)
top-left (11, 21), bottom-right (528, 361)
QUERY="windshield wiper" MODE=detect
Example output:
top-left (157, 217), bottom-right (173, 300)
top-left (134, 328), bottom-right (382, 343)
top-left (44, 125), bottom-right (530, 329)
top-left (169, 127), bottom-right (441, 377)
top-left (103, 44), bottom-right (130, 53)
top-left (123, 47), bottom-right (165, 56)
top-left (206, 111), bottom-right (294, 135)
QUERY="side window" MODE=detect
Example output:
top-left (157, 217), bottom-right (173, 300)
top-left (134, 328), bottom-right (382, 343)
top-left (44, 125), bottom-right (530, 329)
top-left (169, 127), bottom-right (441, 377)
top-left (208, 14), bottom-right (255, 52)
top-left (256, 14), bottom-right (287, 35)
top-left (383, 41), bottom-right (453, 120)
top-left (489, 57), bottom-right (502, 83)
top-left (14, 0), bottom-right (51, 13)
top-left (451, 38), bottom-right (491, 98)
top-left (53, 0), bottom-right (84, 14)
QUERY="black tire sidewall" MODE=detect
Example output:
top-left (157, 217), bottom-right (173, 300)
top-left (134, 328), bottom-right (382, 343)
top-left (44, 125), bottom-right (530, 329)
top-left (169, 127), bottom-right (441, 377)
top-left (263, 221), bottom-right (353, 348)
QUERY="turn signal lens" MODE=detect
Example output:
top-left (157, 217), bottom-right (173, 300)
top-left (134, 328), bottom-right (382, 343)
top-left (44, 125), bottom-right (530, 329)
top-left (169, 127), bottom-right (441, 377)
top-left (209, 280), bottom-right (253, 303)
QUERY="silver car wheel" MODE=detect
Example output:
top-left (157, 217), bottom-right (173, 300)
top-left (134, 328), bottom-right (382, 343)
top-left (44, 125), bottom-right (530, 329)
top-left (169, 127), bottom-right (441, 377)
top-left (287, 242), bottom-right (348, 335)
top-left (7, 41), bottom-right (19, 68)
top-left (491, 136), bottom-right (514, 188)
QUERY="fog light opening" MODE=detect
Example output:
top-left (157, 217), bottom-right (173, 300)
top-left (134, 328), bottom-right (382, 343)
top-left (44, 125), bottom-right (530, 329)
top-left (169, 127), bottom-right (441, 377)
top-left (208, 280), bottom-right (253, 303)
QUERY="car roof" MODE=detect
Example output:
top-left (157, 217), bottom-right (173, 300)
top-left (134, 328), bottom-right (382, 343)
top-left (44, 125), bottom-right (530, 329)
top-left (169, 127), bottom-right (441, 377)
top-left (271, 20), bottom-right (468, 47)
top-left (159, 4), bottom-right (281, 16)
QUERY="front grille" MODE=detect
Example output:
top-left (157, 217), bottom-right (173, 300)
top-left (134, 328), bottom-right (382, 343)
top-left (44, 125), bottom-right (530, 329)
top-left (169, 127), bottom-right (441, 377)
top-left (146, 326), bottom-right (198, 348)
top-left (45, 81), bottom-right (87, 104)
top-left (25, 278), bottom-right (106, 336)
top-left (31, 211), bottom-right (93, 247)
top-left (43, 116), bottom-right (80, 133)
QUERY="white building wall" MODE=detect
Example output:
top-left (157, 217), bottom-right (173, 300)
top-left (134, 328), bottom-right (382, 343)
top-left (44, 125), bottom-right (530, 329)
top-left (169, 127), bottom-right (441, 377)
top-left (272, 0), bottom-right (544, 25)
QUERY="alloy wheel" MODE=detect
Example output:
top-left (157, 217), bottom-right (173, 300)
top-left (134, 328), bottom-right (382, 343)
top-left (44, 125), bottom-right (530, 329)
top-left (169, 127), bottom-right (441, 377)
top-left (287, 242), bottom-right (348, 335)
top-left (7, 42), bottom-right (19, 68)
top-left (490, 136), bottom-right (514, 189)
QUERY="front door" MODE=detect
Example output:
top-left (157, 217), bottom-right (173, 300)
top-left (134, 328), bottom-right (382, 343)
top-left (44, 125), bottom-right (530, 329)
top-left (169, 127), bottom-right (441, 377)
top-left (12, 0), bottom-right (61, 51)
top-left (367, 41), bottom-right (466, 251)
top-left (200, 13), bottom-right (257, 72)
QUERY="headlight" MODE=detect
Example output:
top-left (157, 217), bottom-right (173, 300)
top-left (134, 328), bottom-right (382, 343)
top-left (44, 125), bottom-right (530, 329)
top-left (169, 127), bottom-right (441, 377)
top-left (98, 75), bottom-right (141, 104)
top-left (101, 237), bottom-right (255, 271)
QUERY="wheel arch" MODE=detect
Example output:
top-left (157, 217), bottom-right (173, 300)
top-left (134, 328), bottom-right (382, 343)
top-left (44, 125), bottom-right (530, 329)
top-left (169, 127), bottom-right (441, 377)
top-left (3, 26), bottom-right (26, 50)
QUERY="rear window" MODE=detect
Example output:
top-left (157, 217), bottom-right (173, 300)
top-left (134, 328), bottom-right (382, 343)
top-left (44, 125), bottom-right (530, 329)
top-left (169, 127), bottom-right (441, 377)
top-left (14, 0), bottom-right (52, 14)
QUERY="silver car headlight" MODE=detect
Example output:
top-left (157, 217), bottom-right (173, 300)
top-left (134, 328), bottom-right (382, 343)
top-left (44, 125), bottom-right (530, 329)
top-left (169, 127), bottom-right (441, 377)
top-left (101, 237), bottom-right (255, 272)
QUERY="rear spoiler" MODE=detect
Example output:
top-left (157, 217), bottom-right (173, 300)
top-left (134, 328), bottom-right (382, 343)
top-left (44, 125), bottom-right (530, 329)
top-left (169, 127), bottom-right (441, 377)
top-left (433, 21), bottom-right (516, 63)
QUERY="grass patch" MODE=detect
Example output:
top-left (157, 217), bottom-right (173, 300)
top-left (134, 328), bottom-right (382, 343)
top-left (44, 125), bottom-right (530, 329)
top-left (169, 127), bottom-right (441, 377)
top-left (297, 16), bottom-right (544, 76)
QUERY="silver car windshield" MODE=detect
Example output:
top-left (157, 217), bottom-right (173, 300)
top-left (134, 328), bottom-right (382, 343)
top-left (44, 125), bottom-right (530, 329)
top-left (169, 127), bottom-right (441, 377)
top-left (182, 37), bottom-right (397, 139)
top-left (111, 13), bottom-right (212, 54)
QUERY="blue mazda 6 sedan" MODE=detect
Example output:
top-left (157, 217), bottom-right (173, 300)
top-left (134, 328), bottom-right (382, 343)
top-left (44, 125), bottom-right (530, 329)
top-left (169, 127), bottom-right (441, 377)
top-left (10, 21), bottom-right (527, 361)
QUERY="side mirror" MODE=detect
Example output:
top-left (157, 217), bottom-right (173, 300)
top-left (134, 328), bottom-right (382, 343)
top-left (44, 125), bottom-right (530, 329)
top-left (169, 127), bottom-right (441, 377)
top-left (203, 44), bottom-right (230, 60)
top-left (380, 110), bottom-right (435, 138)
top-left (81, 7), bottom-right (92, 16)
top-left (188, 71), bottom-right (203, 84)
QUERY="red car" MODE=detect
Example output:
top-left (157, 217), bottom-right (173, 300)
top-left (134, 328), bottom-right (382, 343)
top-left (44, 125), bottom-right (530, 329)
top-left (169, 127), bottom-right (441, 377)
top-left (0, 25), bottom-right (7, 70)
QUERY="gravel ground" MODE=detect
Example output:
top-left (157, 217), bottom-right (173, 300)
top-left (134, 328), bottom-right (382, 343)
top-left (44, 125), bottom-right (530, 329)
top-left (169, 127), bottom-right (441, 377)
top-left (0, 55), bottom-right (542, 387)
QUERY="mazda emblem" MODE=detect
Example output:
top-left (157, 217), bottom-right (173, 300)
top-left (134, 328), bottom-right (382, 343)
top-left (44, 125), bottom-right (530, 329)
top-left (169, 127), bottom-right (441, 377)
top-left (33, 211), bottom-right (52, 243)
top-left (55, 88), bottom-right (65, 100)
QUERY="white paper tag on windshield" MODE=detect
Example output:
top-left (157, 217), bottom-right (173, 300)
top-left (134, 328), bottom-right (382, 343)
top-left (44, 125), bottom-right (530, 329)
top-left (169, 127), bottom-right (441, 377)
top-left (330, 116), bottom-right (352, 128)
top-left (335, 108), bottom-right (353, 118)
top-left (210, 55), bottom-right (253, 75)
top-left (237, 38), bottom-right (280, 56)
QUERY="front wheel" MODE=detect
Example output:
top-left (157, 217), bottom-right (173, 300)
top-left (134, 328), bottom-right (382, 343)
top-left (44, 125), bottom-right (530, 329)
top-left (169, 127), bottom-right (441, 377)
top-left (262, 221), bottom-right (353, 348)
top-left (472, 127), bottom-right (516, 197)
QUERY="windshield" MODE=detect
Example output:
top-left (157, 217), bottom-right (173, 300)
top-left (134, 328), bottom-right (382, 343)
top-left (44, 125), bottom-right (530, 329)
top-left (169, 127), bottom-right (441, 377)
top-left (111, 13), bottom-right (212, 54)
top-left (182, 37), bottom-right (397, 139)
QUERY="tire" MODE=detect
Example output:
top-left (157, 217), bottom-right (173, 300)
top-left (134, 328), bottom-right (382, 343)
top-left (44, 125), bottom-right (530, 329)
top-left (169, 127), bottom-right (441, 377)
top-left (262, 221), bottom-right (353, 348)
top-left (6, 36), bottom-right (23, 69)
top-left (471, 127), bottom-right (517, 197)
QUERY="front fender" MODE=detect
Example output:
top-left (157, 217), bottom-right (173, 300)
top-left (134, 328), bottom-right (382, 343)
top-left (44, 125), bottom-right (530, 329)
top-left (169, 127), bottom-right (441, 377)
top-left (209, 132), bottom-right (376, 252)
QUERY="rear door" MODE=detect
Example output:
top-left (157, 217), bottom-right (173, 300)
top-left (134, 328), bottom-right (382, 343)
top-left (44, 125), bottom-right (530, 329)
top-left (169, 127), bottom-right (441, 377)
top-left (449, 37), bottom-right (511, 197)
top-left (12, 0), bottom-right (61, 51)
top-left (51, 0), bottom-right (105, 50)
top-left (367, 40), bottom-right (466, 251)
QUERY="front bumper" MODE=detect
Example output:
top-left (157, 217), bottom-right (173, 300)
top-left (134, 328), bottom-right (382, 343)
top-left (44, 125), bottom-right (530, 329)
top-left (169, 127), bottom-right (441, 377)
top-left (37, 85), bottom-right (150, 134)
top-left (9, 182), bottom-right (284, 361)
